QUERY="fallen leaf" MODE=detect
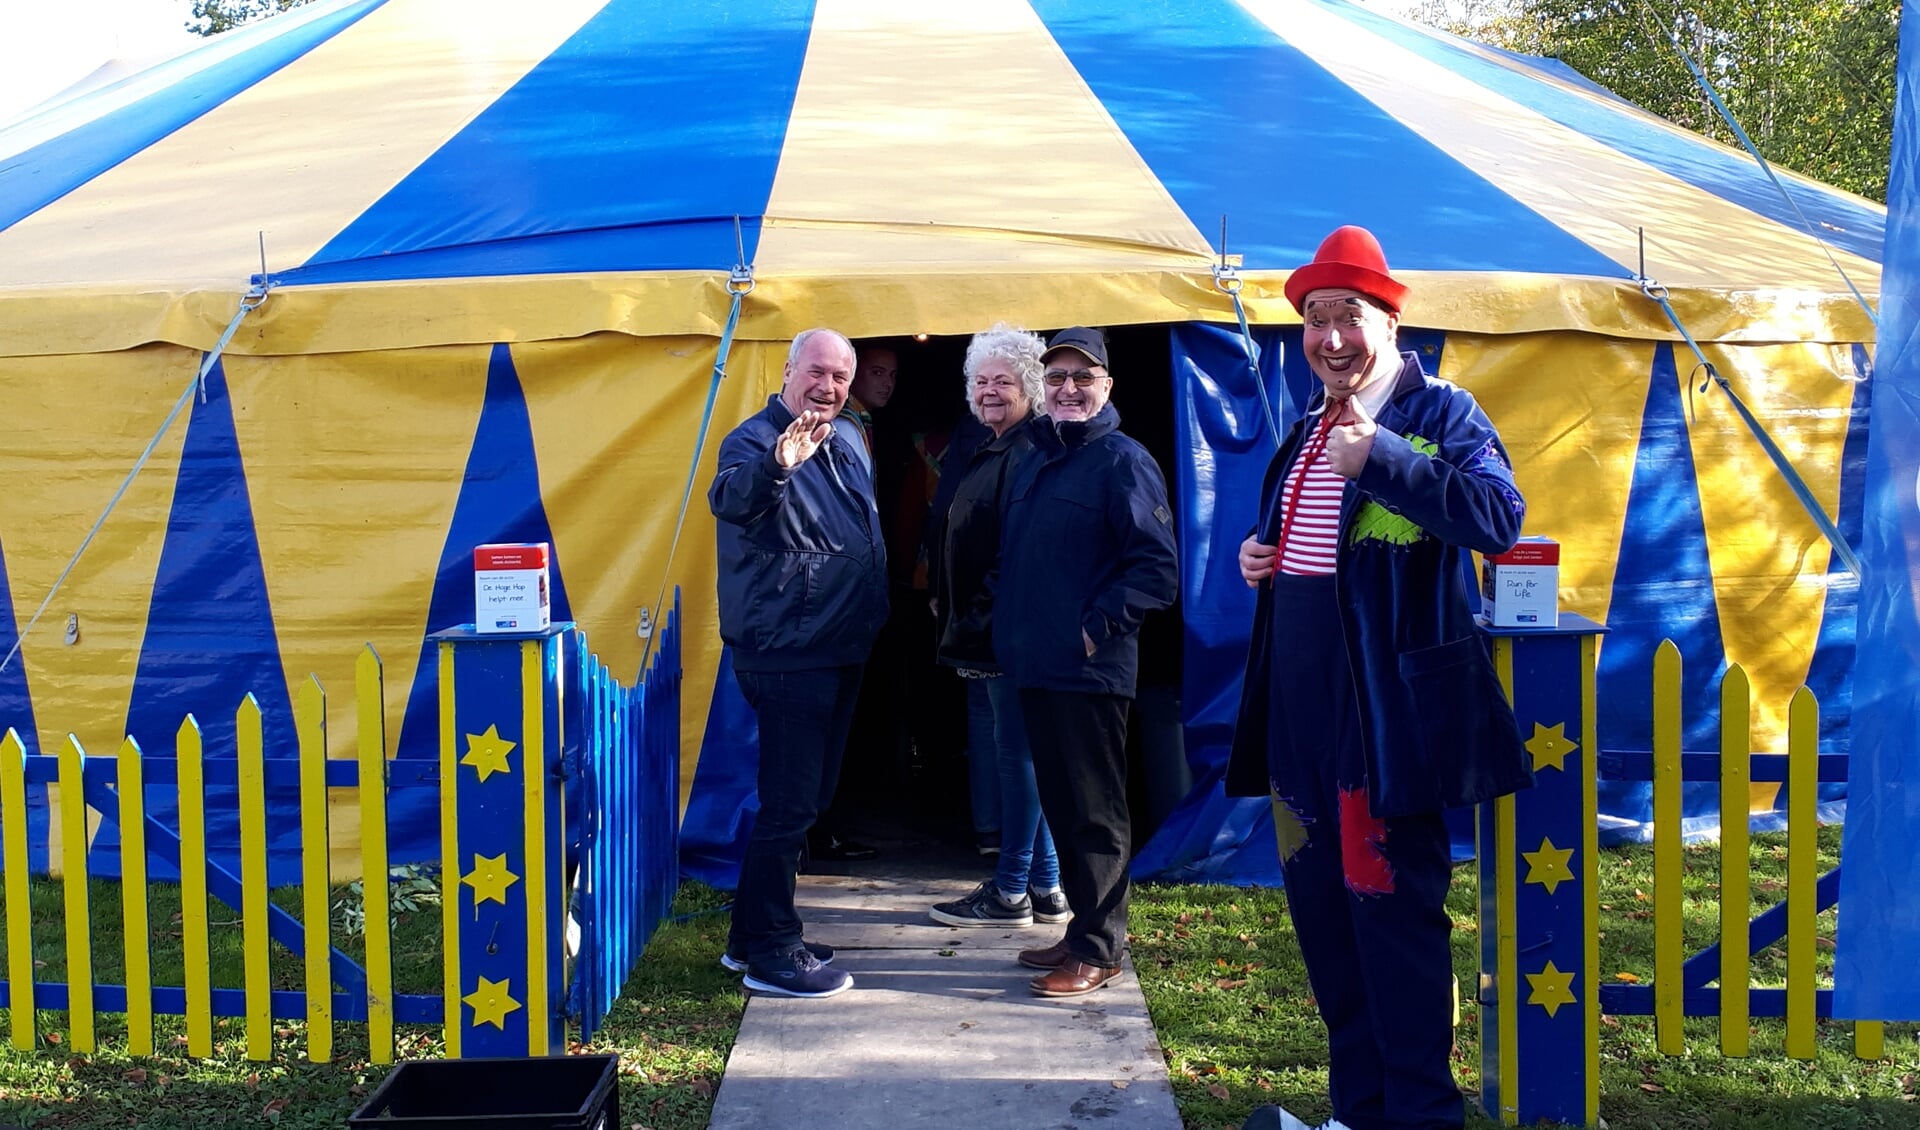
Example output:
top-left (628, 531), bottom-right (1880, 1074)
top-left (43, 1032), bottom-right (60, 1045)
top-left (689, 1079), bottom-right (713, 1098)
top-left (1206, 1082), bottom-right (1231, 1101)
top-left (263, 1099), bottom-right (289, 1116)
top-left (1111, 1080), bottom-right (1130, 1090)
top-left (1614, 972), bottom-right (1641, 983)
top-left (122, 1068), bottom-right (148, 1085)
top-left (1215, 978), bottom-right (1249, 990)
top-left (958, 1022), bottom-right (975, 1029)
top-left (1640, 1082), bottom-right (1665, 1093)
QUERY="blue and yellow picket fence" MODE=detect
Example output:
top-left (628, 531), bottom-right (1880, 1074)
top-left (0, 607), bottom-right (680, 1063)
top-left (1481, 621), bottom-right (1884, 1127)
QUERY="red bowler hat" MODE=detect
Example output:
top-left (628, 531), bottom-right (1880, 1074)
top-left (1283, 225), bottom-right (1409, 315)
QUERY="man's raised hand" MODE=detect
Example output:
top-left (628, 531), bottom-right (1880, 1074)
top-left (775, 409), bottom-right (833, 468)
top-left (1325, 394), bottom-right (1377, 478)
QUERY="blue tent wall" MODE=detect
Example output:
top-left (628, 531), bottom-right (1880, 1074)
top-left (1835, 2), bottom-right (1920, 1021)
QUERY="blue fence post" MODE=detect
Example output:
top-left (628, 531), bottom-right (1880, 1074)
top-left (1479, 613), bottom-right (1605, 1127)
top-left (434, 622), bottom-right (571, 1058)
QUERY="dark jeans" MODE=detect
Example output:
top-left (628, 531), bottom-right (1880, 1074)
top-left (1019, 688), bottom-right (1131, 967)
top-left (729, 665), bottom-right (864, 963)
top-left (1269, 573), bottom-right (1462, 1130)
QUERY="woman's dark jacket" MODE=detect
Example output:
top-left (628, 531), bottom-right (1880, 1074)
top-left (708, 395), bottom-right (888, 673)
top-left (1225, 352), bottom-right (1532, 818)
top-left (994, 404), bottom-right (1179, 697)
top-left (929, 413), bottom-right (1038, 671)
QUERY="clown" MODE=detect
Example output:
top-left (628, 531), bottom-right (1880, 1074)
top-left (1230, 227), bottom-right (1532, 1130)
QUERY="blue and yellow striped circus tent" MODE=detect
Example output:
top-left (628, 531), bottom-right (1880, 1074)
top-left (0, 0), bottom-right (1883, 884)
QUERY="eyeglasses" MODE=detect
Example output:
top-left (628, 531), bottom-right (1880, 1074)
top-left (1043, 368), bottom-right (1104, 388)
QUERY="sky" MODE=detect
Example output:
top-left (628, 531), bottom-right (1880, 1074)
top-left (0, 0), bottom-right (201, 123)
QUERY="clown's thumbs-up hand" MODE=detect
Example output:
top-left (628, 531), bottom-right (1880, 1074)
top-left (1325, 393), bottom-right (1377, 479)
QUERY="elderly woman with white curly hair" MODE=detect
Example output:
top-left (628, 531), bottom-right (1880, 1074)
top-left (925, 324), bottom-right (1069, 929)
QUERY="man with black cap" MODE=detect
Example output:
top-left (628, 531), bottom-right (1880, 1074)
top-left (992, 326), bottom-right (1178, 998)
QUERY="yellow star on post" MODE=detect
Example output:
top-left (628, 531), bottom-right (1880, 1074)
top-left (1526, 961), bottom-right (1577, 1018)
top-left (463, 976), bottom-right (522, 1030)
top-left (1525, 721), bottom-right (1578, 773)
top-left (462, 853), bottom-right (520, 907)
top-left (461, 724), bottom-right (516, 782)
top-left (1522, 837), bottom-right (1576, 895)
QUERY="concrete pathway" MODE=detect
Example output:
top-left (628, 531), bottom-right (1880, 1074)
top-left (709, 873), bottom-right (1184, 1130)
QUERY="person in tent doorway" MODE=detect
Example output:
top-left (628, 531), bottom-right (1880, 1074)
top-left (709, 327), bottom-right (888, 999)
top-left (924, 324), bottom-right (1068, 930)
top-left (995, 326), bottom-right (1178, 997)
top-left (1228, 227), bottom-right (1531, 1130)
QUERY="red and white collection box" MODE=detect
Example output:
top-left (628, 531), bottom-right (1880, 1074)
top-left (1482, 537), bottom-right (1560, 628)
top-left (474, 542), bottom-right (552, 634)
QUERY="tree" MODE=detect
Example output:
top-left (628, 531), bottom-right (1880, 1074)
top-left (187, 0), bottom-right (318, 37)
top-left (1406, 0), bottom-right (1897, 202)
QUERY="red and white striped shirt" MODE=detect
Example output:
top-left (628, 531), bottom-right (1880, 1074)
top-left (1277, 440), bottom-right (1345, 576)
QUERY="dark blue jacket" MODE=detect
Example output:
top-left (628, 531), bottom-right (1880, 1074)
top-left (1225, 353), bottom-right (1531, 817)
top-left (709, 395), bottom-right (888, 672)
top-left (995, 404), bottom-right (1178, 696)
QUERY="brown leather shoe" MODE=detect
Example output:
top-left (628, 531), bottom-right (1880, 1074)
top-left (1017, 938), bottom-right (1071, 970)
top-left (1030, 959), bottom-right (1123, 997)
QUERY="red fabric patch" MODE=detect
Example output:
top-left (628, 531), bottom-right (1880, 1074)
top-left (1338, 787), bottom-right (1395, 896)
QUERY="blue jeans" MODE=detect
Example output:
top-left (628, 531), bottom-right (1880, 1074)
top-left (728, 665), bottom-right (863, 963)
top-left (965, 678), bottom-right (1001, 836)
top-left (986, 674), bottom-right (1059, 893)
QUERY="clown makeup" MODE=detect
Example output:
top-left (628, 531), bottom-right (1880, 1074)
top-left (1303, 289), bottom-right (1398, 400)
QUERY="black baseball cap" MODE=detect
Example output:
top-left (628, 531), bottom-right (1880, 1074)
top-left (1043, 326), bottom-right (1109, 370)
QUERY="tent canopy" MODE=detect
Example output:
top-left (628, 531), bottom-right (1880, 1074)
top-left (0, 0), bottom-right (1884, 357)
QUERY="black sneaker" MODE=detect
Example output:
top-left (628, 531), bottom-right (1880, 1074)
top-left (1029, 887), bottom-right (1071, 924)
top-left (930, 882), bottom-right (1033, 927)
top-left (743, 943), bottom-right (854, 998)
top-left (720, 939), bottom-right (834, 973)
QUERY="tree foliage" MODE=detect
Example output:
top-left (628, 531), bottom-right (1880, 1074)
top-left (187, 0), bottom-right (318, 38)
top-left (1407, 0), bottom-right (1897, 202)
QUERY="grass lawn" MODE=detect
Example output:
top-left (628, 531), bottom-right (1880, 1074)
top-left (1, 828), bottom-right (1916, 1129)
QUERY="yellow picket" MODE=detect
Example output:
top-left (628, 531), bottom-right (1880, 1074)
top-left (1785, 687), bottom-right (1817, 1059)
top-left (357, 647), bottom-right (394, 1064)
top-left (1718, 665), bottom-right (1750, 1057)
top-left (1855, 1020), bottom-right (1885, 1060)
top-left (117, 737), bottom-right (153, 1057)
top-left (1492, 639), bottom-right (1519, 1126)
top-left (1651, 641), bottom-right (1683, 1054)
top-left (1, 730), bottom-right (35, 1050)
top-left (521, 640), bottom-right (550, 1057)
top-left (177, 717), bottom-right (212, 1056)
top-left (236, 697), bottom-right (271, 1060)
top-left (437, 642), bottom-right (462, 1058)
top-left (296, 678), bottom-right (332, 1063)
top-left (1579, 634), bottom-right (1602, 1127)
top-left (57, 736), bottom-right (94, 1052)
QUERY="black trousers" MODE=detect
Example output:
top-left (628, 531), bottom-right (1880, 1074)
top-left (1268, 574), bottom-right (1461, 1130)
top-left (729, 665), bottom-right (863, 964)
top-left (1019, 688), bottom-right (1132, 967)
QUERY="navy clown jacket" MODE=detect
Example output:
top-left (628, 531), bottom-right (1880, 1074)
top-left (1224, 352), bottom-right (1532, 818)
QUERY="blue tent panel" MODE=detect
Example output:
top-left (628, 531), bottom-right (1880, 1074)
top-left (119, 358), bottom-right (300, 883)
top-left (1834, 6), bottom-right (1920, 1021)
top-left (298, 0), bottom-right (816, 282)
top-left (0, 0), bottom-right (387, 231)
top-left (1034, 0), bottom-right (1631, 277)
top-left (390, 343), bottom-right (574, 864)
top-left (1325, 0), bottom-right (1885, 263)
